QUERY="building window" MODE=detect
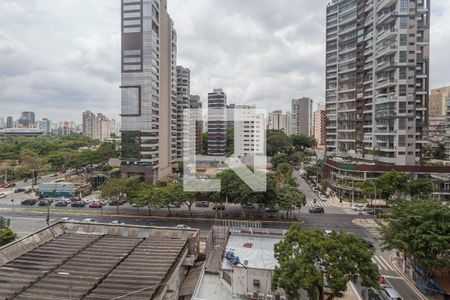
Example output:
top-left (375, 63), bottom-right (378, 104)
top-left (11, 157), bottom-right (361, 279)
top-left (124, 57), bottom-right (141, 63)
top-left (121, 86), bottom-right (140, 115)
top-left (400, 17), bottom-right (408, 29)
top-left (124, 50), bottom-right (141, 56)
top-left (399, 34), bottom-right (407, 46)
top-left (399, 51), bottom-right (407, 63)
top-left (124, 27), bottom-right (141, 33)
top-left (124, 19), bottom-right (141, 26)
top-left (123, 64), bottom-right (141, 71)
top-left (124, 4), bottom-right (140, 11)
top-left (121, 131), bottom-right (140, 160)
top-left (399, 67), bottom-right (407, 80)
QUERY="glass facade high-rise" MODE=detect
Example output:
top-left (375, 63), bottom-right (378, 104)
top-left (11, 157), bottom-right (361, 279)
top-left (120, 0), bottom-right (177, 182)
top-left (325, 0), bottom-right (430, 166)
top-left (208, 89), bottom-right (227, 156)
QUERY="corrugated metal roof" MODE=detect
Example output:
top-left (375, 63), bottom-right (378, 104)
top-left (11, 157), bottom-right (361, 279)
top-left (222, 234), bottom-right (282, 270)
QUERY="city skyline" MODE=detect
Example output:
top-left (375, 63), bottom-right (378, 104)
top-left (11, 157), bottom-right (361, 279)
top-left (1, 0), bottom-right (450, 121)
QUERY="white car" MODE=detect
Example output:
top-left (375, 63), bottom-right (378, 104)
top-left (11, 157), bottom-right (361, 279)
top-left (324, 230), bottom-right (333, 235)
top-left (351, 204), bottom-right (366, 211)
top-left (59, 217), bottom-right (71, 222)
top-left (0, 193), bottom-right (6, 199)
top-left (82, 218), bottom-right (97, 223)
top-left (176, 224), bottom-right (190, 229)
top-left (111, 220), bottom-right (125, 225)
top-left (318, 193), bottom-right (327, 201)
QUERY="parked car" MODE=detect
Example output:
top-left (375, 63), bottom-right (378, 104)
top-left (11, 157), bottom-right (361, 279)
top-left (89, 201), bottom-right (103, 208)
top-left (366, 208), bottom-right (384, 215)
top-left (361, 287), bottom-right (383, 300)
top-left (212, 204), bottom-right (226, 210)
top-left (109, 199), bottom-right (125, 206)
top-left (38, 200), bottom-right (50, 206)
top-left (318, 193), bottom-right (327, 201)
top-left (82, 218), bottom-right (97, 223)
top-left (0, 193), bottom-right (6, 199)
top-left (111, 220), bottom-right (125, 225)
top-left (324, 229), bottom-right (333, 235)
top-left (361, 238), bottom-right (375, 249)
top-left (21, 199), bottom-right (37, 206)
top-left (168, 202), bottom-right (181, 208)
top-left (132, 203), bottom-right (145, 208)
top-left (378, 285), bottom-right (402, 300)
top-left (196, 201), bottom-right (210, 207)
top-left (71, 201), bottom-right (86, 208)
top-left (309, 206), bottom-right (325, 213)
top-left (176, 224), bottom-right (190, 229)
top-left (55, 200), bottom-right (69, 207)
top-left (14, 188), bottom-right (26, 193)
top-left (351, 204), bottom-right (366, 211)
top-left (265, 207), bottom-right (279, 213)
top-left (24, 188), bottom-right (33, 194)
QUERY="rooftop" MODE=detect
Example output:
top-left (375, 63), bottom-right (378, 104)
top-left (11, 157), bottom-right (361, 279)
top-left (222, 233), bottom-right (282, 270)
top-left (0, 222), bottom-right (200, 299)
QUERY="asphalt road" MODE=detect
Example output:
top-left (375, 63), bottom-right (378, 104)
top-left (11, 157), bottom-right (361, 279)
top-left (0, 172), bottom-right (424, 300)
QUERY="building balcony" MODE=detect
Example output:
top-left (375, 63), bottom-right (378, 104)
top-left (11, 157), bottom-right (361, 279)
top-left (376, 78), bottom-right (397, 89)
top-left (377, 28), bottom-right (397, 43)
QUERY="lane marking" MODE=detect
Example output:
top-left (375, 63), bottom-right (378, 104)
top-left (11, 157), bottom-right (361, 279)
top-left (378, 255), bottom-right (394, 271)
top-left (373, 255), bottom-right (390, 271)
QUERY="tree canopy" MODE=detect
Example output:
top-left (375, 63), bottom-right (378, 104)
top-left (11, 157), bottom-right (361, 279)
top-left (0, 217), bottom-right (16, 247)
top-left (379, 200), bottom-right (450, 284)
top-left (267, 130), bottom-right (293, 156)
top-left (290, 134), bottom-right (317, 151)
top-left (273, 225), bottom-right (379, 300)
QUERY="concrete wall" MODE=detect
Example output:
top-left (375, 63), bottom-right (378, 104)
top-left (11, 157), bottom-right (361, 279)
top-left (231, 267), bottom-right (274, 296)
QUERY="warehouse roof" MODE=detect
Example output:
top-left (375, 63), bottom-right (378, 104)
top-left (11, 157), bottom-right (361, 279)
top-left (0, 222), bottom-right (200, 300)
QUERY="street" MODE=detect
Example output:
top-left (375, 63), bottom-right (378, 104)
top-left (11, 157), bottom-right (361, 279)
top-left (0, 173), bottom-right (425, 300)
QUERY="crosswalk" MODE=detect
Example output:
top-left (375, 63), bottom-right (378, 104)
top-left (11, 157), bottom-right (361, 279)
top-left (372, 255), bottom-right (395, 273)
top-left (305, 200), bottom-right (334, 207)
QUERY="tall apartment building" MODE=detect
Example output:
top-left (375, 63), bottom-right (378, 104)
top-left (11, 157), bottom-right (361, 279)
top-left (120, 0), bottom-right (177, 182)
top-left (82, 111), bottom-right (95, 138)
top-left (427, 87), bottom-right (450, 149)
top-left (325, 0), bottom-right (430, 165)
top-left (18, 112), bottom-right (36, 128)
top-left (6, 117), bottom-right (13, 129)
top-left (234, 105), bottom-right (265, 157)
top-left (292, 97), bottom-right (313, 137)
top-left (208, 89), bottom-right (227, 156)
top-left (447, 96), bottom-right (450, 159)
top-left (268, 110), bottom-right (292, 136)
top-left (190, 95), bottom-right (203, 155)
top-left (0, 117), bottom-right (4, 129)
top-left (176, 66), bottom-right (191, 160)
top-left (313, 104), bottom-right (327, 147)
top-left (40, 118), bottom-right (52, 135)
top-left (83, 111), bottom-right (113, 141)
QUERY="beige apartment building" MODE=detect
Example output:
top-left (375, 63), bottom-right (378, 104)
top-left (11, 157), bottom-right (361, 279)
top-left (313, 104), bottom-right (326, 147)
top-left (292, 97), bottom-right (313, 137)
top-left (268, 110), bottom-right (291, 136)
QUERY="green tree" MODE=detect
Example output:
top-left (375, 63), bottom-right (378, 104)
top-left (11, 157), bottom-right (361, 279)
top-left (304, 160), bottom-right (323, 180)
top-left (276, 163), bottom-right (293, 178)
top-left (432, 143), bottom-right (446, 160)
top-left (267, 130), bottom-right (293, 156)
top-left (379, 200), bottom-right (450, 285)
top-left (101, 176), bottom-right (141, 214)
top-left (201, 132), bottom-right (208, 155)
top-left (273, 225), bottom-right (379, 300)
top-left (406, 179), bottom-right (434, 199)
top-left (226, 128), bottom-right (234, 157)
top-left (0, 217), bottom-right (16, 247)
top-left (277, 186), bottom-right (306, 219)
top-left (19, 149), bottom-right (47, 189)
top-left (290, 134), bottom-right (317, 151)
top-left (375, 171), bottom-right (409, 200)
top-left (272, 153), bottom-right (290, 169)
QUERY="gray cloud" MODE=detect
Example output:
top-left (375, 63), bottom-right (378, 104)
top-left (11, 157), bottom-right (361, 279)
top-left (0, 0), bottom-right (449, 123)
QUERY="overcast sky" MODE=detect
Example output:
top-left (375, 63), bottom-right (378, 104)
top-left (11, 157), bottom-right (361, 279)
top-left (0, 0), bottom-right (449, 123)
